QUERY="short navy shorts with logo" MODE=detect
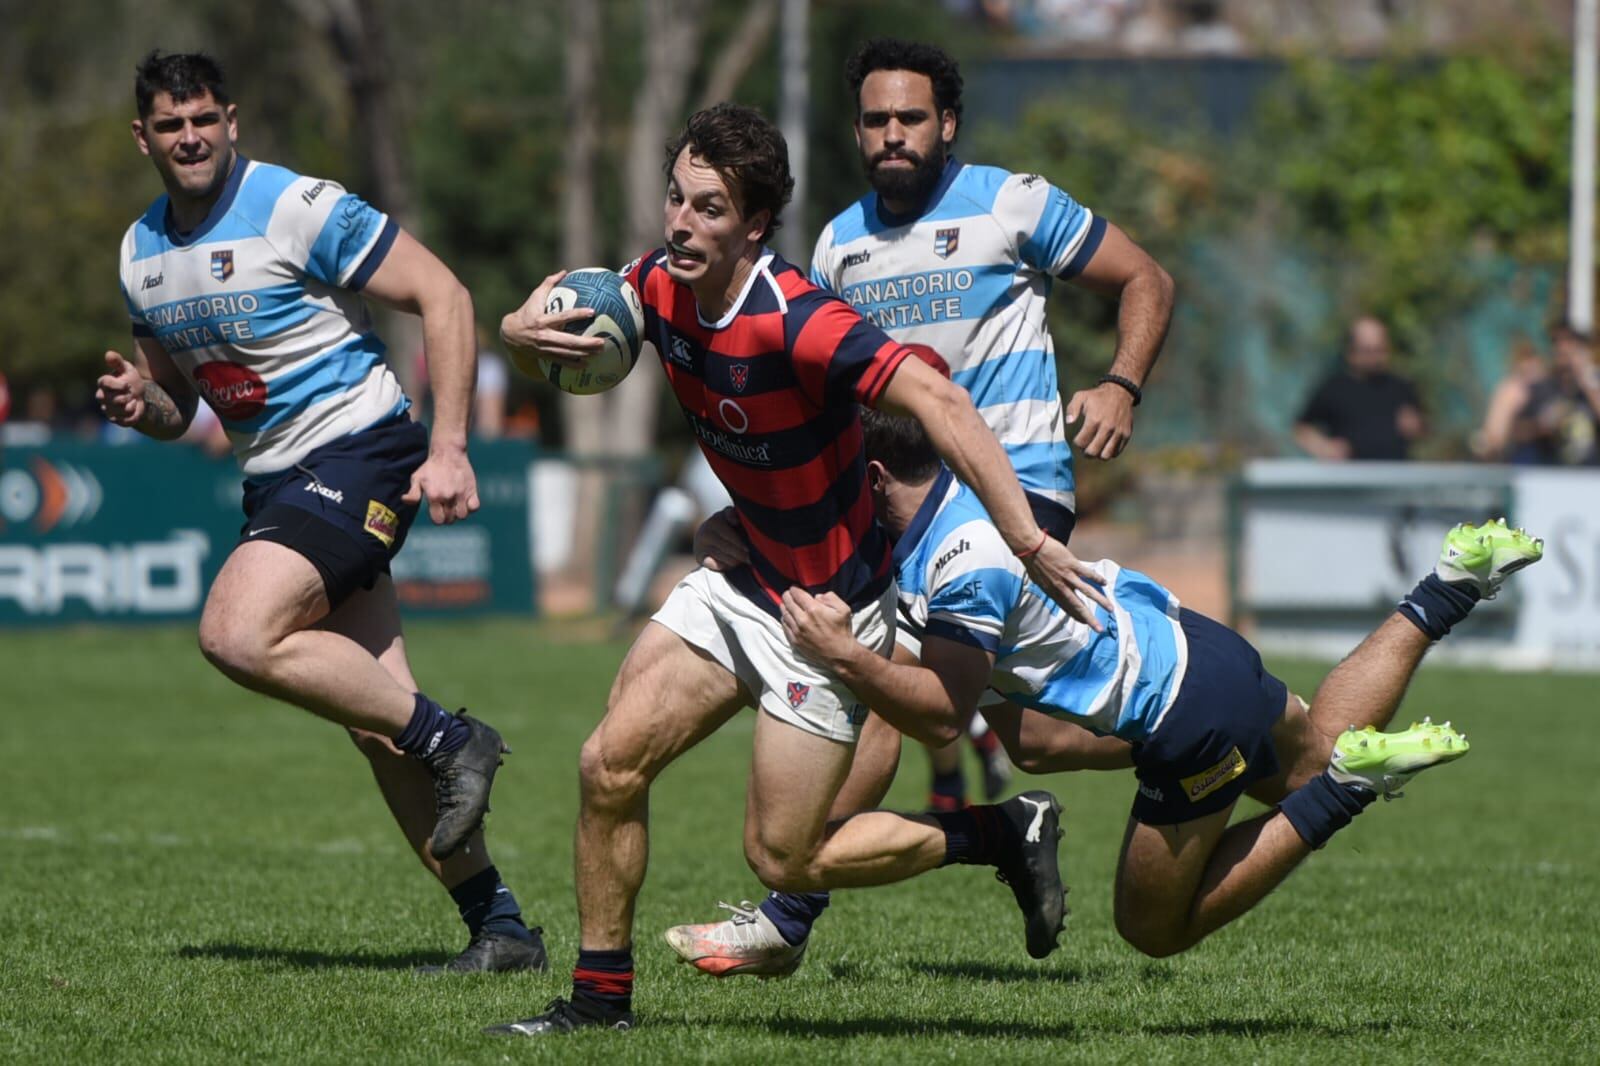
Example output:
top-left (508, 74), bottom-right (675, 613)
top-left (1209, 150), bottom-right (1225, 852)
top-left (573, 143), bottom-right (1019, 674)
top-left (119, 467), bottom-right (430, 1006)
top-left (238, 416), bottom-right (428, 609)
top-left (1129, 609), bottom-right (1289, 826)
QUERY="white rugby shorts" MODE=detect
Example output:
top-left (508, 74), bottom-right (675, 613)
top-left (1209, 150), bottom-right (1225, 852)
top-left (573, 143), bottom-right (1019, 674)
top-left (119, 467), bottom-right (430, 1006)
top-left (652, 566), bottom-right (895, 743)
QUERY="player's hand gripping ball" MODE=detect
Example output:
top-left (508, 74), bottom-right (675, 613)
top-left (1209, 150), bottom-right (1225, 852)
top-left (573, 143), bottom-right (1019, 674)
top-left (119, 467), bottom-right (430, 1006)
top-left (538, 269), bottom-right (645, 395)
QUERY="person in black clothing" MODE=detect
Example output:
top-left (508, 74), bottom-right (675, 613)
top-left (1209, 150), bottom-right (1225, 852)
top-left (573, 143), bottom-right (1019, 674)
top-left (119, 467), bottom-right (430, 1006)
top-left (1294, 316), bottom-right (1424, 461)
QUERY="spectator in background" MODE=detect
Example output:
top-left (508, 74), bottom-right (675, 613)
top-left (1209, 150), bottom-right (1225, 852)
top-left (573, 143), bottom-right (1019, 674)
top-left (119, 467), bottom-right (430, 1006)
top-left (1506, 324), bottom-right (1600, 466)
top-left (410, 324), bottom-right (510, 439)
top-left (1293, 316), bottom-right (1424, 461)
top-left (1476, 337), bottom-right (1549, 463)
top-left (474, 328), bottom-right (509, 440)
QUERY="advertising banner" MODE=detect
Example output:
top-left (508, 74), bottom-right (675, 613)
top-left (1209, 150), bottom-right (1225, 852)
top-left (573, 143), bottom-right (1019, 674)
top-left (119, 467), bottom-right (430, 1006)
top-left (0, 437), bottom-right (535, 626)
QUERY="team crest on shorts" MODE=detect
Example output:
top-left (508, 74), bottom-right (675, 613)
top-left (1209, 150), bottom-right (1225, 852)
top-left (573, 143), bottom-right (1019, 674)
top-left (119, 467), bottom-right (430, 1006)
top-left (1180, 746), bottom-right (1246, 802)
top-left (729, 363), bottom-right (750, 392)
top-left (364, 500), bottom-right (399, 548)
top-left (210, 249), bottom-right (234, 282)
top-left (933, 227), bottom-right (960, 259)
top-left (786, 682), bottom-right (811, 709)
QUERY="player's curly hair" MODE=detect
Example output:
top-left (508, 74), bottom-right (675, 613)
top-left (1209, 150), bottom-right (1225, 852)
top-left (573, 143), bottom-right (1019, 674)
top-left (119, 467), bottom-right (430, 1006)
top-left (845, 38), bottom-right (964, 138)
top-left (665, 103), bottom-right (795, 242)
top-left (135, 50), bottom-right (230, 118)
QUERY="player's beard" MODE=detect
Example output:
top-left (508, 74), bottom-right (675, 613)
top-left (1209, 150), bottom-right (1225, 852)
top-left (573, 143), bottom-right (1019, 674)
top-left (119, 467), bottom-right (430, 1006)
top-left (865, 142), bottom-right (947, 210)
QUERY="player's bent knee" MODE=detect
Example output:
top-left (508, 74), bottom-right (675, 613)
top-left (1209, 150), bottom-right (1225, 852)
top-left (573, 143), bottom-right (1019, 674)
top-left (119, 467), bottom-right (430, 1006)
top-left (744, 847), bottom-right (821, 894)
top-left (1114, 912), bottom-right (1191, 958)
top-left (577, 733), bottom-right (650, 810)
top-left (197, 616), bottom-right (269, 680)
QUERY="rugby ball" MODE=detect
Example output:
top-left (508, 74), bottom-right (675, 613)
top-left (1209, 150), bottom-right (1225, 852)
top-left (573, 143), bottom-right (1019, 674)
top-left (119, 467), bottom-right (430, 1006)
top-left (536, 268), bottom-right (645, 395)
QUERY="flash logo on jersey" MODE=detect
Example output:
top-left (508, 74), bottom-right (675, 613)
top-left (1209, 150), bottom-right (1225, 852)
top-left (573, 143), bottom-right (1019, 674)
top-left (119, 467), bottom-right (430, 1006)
top-left (933, 228), bottom-right (960, 259)
top-left (210, 249), bottom-right (234, 282)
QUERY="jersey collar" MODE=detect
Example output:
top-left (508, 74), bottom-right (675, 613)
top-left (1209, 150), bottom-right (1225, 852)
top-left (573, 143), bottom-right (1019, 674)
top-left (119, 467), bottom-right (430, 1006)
top-left (873, 156), bottom-right (963, 229)
top-left (893, 465), bottom-right (955, 567)
top-left (164, 155), bottom-right (250, 247)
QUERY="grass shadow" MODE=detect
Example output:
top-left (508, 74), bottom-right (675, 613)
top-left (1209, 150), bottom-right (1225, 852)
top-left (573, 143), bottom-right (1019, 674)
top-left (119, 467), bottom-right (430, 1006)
top-left (911, 960), bottom-right (1096, 985)
top-left (177, 942), bottom-right (448, 971)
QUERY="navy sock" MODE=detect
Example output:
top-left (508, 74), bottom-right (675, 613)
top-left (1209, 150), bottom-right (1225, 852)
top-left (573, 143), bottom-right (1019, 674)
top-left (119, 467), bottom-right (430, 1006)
top-left (931, 767), bottom-right (967, 804)
top-left (448, 865), bottom-right (531, 941)
top-left (392, 693), bottom-right (470, 758)
top-left (572, 947), bottom-right (633, 1016)
top-left (931, 804), bottom-right (1006, 867)
top-left (1398, 573), bottom-right (1480, 641)
top-left (759, 891), bottom-right (830, 946)
top-left (1279, 771), bottom-right (1377, 850)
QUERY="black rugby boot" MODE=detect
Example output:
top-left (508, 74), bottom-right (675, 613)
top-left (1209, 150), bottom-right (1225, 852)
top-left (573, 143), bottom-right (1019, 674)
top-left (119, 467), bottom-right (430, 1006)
top-left (419, 927), bottom-right (548, 974)
top-left (993, 789), bottom-right (1067, 959)
top-left (422, 712), bottom-right (508, 859)
top-left (484, 997), bottom-right (635, 1037)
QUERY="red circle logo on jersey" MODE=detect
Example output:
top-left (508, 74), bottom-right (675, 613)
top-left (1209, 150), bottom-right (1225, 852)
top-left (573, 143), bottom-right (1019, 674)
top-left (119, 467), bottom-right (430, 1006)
top-left (193, 362), bottom-right (267, 420)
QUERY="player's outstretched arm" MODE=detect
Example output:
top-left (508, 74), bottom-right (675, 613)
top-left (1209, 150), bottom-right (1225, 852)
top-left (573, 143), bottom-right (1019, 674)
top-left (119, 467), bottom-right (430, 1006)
top-left (1063, 222), bottom-right (1174, 460)
top-left (500, 271), bottom-right (607, 375)
top-left (96, 338), bottom-right (197, 441)
top-left (781, 588), bottom-right (989, 746)
top-left (878, 356), bottom-right (1111, 630)
top-left (363, 229), bottom-right (480, 524)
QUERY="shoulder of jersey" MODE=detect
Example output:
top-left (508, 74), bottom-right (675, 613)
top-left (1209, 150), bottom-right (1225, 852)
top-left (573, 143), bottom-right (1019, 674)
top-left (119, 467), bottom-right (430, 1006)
top-left (243, 161), bottom-right (337, 224)
top-left (945, 485), bottom-right (1015, 555)
top-left (945, 162), bottom-right (1029, 217)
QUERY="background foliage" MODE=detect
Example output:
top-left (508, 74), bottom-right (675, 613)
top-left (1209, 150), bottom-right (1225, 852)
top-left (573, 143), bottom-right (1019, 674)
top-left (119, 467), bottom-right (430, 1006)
top-left (0, 2), bottom-right (1582, 463)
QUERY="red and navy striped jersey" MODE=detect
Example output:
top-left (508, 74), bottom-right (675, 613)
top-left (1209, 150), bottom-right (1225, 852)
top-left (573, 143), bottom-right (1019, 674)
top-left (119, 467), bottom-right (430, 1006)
top-left (624, 248), bottom-right (912, 615)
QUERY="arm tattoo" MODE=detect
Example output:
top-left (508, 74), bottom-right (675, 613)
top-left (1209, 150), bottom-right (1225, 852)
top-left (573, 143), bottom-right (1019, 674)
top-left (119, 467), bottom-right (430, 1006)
top-left (139, 381), bottom-right (187, 434)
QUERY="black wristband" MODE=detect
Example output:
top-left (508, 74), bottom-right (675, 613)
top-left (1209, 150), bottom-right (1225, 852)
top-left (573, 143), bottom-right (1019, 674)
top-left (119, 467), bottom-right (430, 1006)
top-left (1098, 373), bottom-right (1142, 406)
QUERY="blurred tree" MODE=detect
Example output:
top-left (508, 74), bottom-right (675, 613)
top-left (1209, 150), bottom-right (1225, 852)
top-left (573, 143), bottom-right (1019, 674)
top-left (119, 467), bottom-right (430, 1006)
top-left (971, 42), bottom-right (1576, 467)
top-left (1253, 50), bottom-right (1573, 453)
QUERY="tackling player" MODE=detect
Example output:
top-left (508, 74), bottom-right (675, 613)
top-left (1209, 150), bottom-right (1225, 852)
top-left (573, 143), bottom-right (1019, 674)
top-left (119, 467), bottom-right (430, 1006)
top-left (98, 51), bottom-right (542, 973)
top-left (667, 35), bottom-right (1169, 971)
top-left (782, 409), bottom-right (1541, 959)
top-left (487, 103), bottom-right (1110, 1037)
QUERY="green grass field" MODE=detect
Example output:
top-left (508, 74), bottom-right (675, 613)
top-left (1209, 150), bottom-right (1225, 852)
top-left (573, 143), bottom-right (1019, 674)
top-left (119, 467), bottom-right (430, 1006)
top-left (2, 619), bottom-right (1596, 1064)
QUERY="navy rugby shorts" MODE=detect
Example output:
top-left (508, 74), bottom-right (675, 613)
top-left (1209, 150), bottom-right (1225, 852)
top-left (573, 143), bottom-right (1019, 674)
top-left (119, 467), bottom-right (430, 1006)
top-left (1129, 609), bottom-right (1289, 826)
top-left (1026, 490), bottom-right (1076, 544)
top-left (237, 416), bottom-right (428, 608)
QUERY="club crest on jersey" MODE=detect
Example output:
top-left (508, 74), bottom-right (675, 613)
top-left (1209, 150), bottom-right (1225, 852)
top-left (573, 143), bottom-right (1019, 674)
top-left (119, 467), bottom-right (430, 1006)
top-left (786, 682), bottom-right (811, 709)
top-left (210, 249), bottom-right (235, 282)
top-left (729, 363), bottom-right (750, 392)
top-left (934, 227), bottom-right (960, 259)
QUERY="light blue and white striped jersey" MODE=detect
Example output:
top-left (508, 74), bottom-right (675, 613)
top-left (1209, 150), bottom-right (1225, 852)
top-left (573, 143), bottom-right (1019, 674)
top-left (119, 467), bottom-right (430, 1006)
top-left (118, 157), bottom-right (408, 476)
top-left (811, 160), bottom-right (1105, 512)
top-left (894, 468), bottom-right (1188, 742)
